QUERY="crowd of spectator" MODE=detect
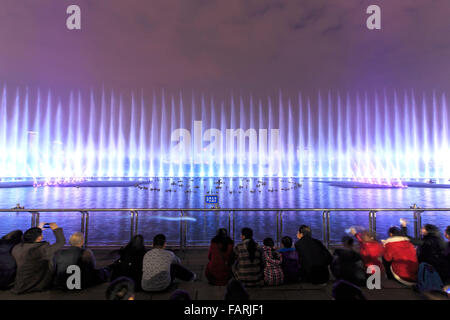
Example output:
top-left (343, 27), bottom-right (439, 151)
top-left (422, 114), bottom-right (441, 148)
top-left (0, 220), bottom-right (449, 300)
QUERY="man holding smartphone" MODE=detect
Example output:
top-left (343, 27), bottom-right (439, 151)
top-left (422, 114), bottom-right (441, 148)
top-left (11, 222), bottom-right (65, 294)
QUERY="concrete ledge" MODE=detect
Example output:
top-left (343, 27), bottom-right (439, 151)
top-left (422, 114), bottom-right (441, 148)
top-left (0, 248), bottom-right (422, 300)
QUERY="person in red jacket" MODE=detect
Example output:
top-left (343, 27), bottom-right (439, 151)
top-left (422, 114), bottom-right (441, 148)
top-left (205, 228), bottom-right (234, 285)
top-left (350, 228), bottom-right (384, 274)
top-left (382, 227), bottom-right (419, 286)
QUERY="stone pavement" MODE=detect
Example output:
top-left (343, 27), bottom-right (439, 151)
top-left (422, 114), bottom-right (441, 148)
top-left (0, 247), bottom-right (423, 300)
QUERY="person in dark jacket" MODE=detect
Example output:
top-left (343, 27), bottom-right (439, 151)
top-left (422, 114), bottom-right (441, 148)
top-left (110, 235), bottom-right (147, 290)
top-left (295, 225), bottom-right (332, 285)
top-left (205, 228), bottom-right (234, 285)
top-left (11, 223), bottom-right (65, 294)
top-left (400, 220), bottom-right (449, 283)
top-left (331, 236), bottom-right (366, 286)
top-left (0, 230), bottom-right (23, 289)
top-left (54, 232), bottom-right (109, 290)
top-left (278, 236), bottom-right (300, 283)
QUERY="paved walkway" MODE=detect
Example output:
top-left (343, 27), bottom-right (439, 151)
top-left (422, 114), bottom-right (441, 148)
top-left (0, 248), bottom-right (423, 300)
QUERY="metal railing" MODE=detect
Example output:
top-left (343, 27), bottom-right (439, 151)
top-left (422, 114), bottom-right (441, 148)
top-left (1, 208), bottom-right (449, 248)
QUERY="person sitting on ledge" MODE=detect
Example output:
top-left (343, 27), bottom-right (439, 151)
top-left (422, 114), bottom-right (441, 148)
top-left (232, 228), bottom-right (264, 287)
top-left (0, 230), bottom-right (23, 290)
top-left (205, 228), bottom-right (234, 286)
top-left (141, 234), bottom-right (196, 292)
top-left (262, 237), bottom-right (284, 286)
top-left (110, 234), bottom-right (147, 290)
top-left (400, 220), bottom-right (449, 283)
top-left (53, 232), bottom-right (110, 290)
top-left (382, 226), bottom-right (418, 286)
top-left (350, 228), bottom-right (384, 275)
top-left (106, 276), bottom-right (135, 300)
top-left (11, 223), bottom-right (65, 294)
top-left (330, 236), bottom-right (366, 287)
top-left (278, 236), bottom-right (300, 283)
top-left (295, 225), bottom-right (332, 285)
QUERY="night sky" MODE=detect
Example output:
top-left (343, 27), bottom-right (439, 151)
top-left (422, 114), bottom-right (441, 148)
top-left (1, 0), bottom-right (450, 97)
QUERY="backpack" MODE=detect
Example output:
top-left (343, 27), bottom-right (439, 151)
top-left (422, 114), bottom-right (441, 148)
top-left (416, 262), bottom-right (443, 293)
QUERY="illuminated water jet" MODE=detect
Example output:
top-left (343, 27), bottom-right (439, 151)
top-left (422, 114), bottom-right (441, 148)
top-left (0, 86), bottom-right (448, 179)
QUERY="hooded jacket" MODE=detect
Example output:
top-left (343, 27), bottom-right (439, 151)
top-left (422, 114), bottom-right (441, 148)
top-left (11, 228), bottom-right (65, 294)
top-left (383, 236), bottom-right (418, 283)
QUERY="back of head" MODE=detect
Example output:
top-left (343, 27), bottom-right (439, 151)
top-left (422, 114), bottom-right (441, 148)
top-left (263, 237), bottom-right (274, 248)
top-left (299, 225), bottom-right (312, 237)
top-left (126, 234), bottom-right (145, 252)
top-left (341, 236), bottom-right (354, 248)
top-left (153, 234), bottom-right (166, 247)
top-left (241, 227), bottom-right (253, 240)
top-left (424, 224), bottom-right (441, 238)
top-left (69, 232), bottom-right (84, 247)
top-left (241, 228), bottom-right (257, 262)
top-left (388, 226), bottom-right (402, 237)
top-left (106, 277), bottom-right (135, 300)
top-left (216, 228), bottom-right (228, 238)
top-left (23, 227), bottom-right (42, 243)
top-left (332, 280), bottom-right (366, 300)
top-left (281, 236), bottom-right (293, 248)
top-left (224, 279), bottom-right (249, 301)
top-left (213, 228), bottom-right (232, 252)
top-left (169, 289), bottom-right (192, 301)
top-left (2, 230), bottom-right (23, 242)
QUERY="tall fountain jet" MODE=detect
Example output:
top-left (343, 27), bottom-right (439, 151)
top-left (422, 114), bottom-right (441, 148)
top-left (0, 86), bottom-right (448, 179)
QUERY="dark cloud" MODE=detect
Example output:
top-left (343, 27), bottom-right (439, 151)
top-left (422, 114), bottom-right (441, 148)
top-left (0, 0), bottom-right (449, 96)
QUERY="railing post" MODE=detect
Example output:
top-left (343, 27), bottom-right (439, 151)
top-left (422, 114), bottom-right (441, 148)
top-left (180, 210), bottom-right (184, 249)
top-left (84, 211), bottom-right (89, 247)
top-left (228, 211), bottom-right (231, 238)
top-left (134, 211), bottom-right (139, 235)
top-left (232, 211), bottom-right (235, 243)
top-left (279, 211), bottom-right (283, 247)
top-left (413, 210), bottom-right (422, 239)
top-left (184, 212), bottom-right (187, 250)
top-left (30, 212), bottom-right (35, 228)
top-left (130, 210), bottom-right (136, 239)
top-left (321, 211), bottom-right (330, 248)
top-left (80, 211), bottom-right (86, 234)
top-left (30, 211), bottom-right (40, 228)
top-left (35, 212), bottom-right (40, 227)
top-left (368, 210), bottom-right (377, 234)
top-left (276, 211), bottom-right (280, 246)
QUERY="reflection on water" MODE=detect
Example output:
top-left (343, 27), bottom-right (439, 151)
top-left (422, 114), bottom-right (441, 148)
top-left (1, 178), bottom-right (449, 245)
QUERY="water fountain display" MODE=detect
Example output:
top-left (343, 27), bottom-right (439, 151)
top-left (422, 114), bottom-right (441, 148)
top-left (0, 86), bottom-right (449, 180)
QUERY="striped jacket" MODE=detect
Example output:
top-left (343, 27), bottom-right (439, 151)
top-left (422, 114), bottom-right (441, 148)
top-left (232, 239), bottom-right (264, 287)
top-left (262, 246), bottom-right (284, 286)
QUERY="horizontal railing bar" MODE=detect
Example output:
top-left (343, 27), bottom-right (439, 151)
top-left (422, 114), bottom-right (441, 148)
top-left (0, 208), bottom-right (449, 212)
